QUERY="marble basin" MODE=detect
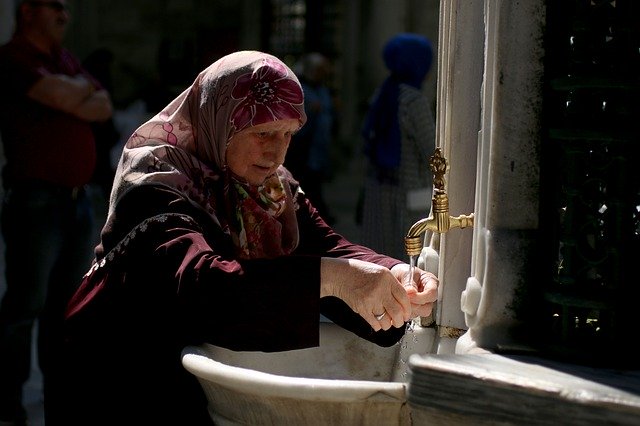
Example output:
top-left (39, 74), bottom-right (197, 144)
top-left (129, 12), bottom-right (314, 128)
top-left (181, 321), bottom-right (435, 425)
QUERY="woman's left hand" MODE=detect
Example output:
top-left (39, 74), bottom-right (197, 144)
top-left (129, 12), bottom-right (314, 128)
top-left (390, 264), bottom-right (439, 318)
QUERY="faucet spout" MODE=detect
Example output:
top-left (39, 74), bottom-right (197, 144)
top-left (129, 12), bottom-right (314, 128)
top-left (404, 149), bottom-right (474, 257)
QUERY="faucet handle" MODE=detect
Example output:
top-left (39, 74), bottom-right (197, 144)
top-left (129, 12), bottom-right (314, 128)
top-left (429, 148), bottom-right (448, 192)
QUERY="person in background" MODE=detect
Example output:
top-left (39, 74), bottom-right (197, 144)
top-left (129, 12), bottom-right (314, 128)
top-left (54, 50), bottom-right (438, 425)
top-left (285, 52), bottom-right (336, 224)
top-left (359, 33), bottom-right (436, 261)
top-left (0, 1), bottom-right (113, 424)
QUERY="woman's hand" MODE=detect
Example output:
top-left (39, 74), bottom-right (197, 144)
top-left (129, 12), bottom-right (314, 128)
top-left (321, 258), bottom-right (414, 331)
top-left (390, 263), bottom-right (439, 319)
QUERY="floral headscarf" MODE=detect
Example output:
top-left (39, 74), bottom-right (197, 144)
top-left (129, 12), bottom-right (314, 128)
top-left (108, 50), bottom-right (307, 258)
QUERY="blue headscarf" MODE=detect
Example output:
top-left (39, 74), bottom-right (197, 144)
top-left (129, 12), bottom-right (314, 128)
top-left (362, 33), bottom-right (433, 172)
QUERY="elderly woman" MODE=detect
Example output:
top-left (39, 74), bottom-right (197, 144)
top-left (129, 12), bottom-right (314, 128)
top-left (53, 51), bottom-right (438, 425)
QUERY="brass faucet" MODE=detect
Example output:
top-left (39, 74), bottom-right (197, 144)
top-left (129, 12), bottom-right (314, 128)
top-left (405, 148), bottom-right (474, 256)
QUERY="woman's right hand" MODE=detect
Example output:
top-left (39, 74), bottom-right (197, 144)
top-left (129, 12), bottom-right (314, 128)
top-left (320, 258), bottom-right (413, 331)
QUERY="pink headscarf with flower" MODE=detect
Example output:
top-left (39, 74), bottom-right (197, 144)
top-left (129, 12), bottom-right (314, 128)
top-left (108, 51), bottom-right (307, 258)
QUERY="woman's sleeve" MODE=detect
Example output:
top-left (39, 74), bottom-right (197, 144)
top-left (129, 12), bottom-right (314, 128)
top-left (167, 191), bottom-right (407, 350)
top-left (160, 226), bottom-right (324, 352)
top-left (293, 192), bottom-right (407, 347)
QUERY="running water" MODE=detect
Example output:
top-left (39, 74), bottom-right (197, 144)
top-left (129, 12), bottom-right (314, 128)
top-left (404, 254), bottom-right (417, 334)
top-left (404, 255), bottom-right (416, 289)
top-left (394, 254), bottom-right (421, 379)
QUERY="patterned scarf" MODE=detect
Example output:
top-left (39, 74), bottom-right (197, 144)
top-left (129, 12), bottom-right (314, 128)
top-left (107, 51), bottom-right (307, 258)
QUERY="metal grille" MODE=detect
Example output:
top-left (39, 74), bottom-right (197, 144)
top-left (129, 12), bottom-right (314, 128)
top-left (266, 0), bottom-right (342, 60)
top-left (541, 0), bottom-right (640, 366)
top-left (267, 0), bottom-right (306, 59)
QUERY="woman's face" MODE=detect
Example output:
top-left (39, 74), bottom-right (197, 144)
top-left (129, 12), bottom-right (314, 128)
top-left (226, 119), bottom-right (300, 185)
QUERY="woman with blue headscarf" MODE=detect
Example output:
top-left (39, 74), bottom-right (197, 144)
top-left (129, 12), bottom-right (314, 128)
top-left (360, 33), bottom-right (436, 261)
